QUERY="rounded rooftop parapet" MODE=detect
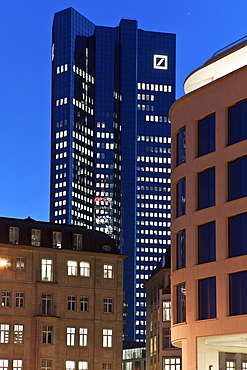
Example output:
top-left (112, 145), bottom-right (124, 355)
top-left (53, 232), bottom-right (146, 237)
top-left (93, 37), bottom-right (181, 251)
top-left (184, 39), bottom-right (247, 94)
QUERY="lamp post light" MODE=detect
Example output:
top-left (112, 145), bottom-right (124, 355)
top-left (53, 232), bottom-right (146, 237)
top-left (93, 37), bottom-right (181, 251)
top-left (0, 260), bottom-right (7, 268)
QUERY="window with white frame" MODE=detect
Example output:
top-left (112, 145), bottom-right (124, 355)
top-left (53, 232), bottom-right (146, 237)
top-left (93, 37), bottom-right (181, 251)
top-left (79, 328), bottom-right (88, 346)
top-left (52, 231), bottom-right (62, 248)
top-left (41, 259), bottom-right (53, 281)
top-left (102, 363), bottom-right (112, 370)
top-left (9, 227), bottom-right (19, 244)
top-left (41, 360), bottom-right (52, 370)
top-left (103, 298), bottom-right (113, 313)
top-left (0, 324), bottom-right (9, 343)
top-left (78, 362), bottom-right (88, 370)
top-left (15, 293), bottom-right (24, 308)
top-left (226, 361), bottom-right (235, 370)
top-left (41, 294), bottom-right (52, 315)
top-left (163, 358), bottom-right (181, 370)
top-left (31, 229), bottom-right (41, 246)
top-left (66, 327), bottom-right (75, 346)
top-left (162, 301), bottom-right (171, 321)
top-left (102, 329), bottom-right (112, 347)
top-left (1, 291), bottom-right (10, 307)
top-left (16, 257), bottom-right (25, 272)
top-left (80, 261), bottom-right (90, 277)
top-left (65, 361), bottom-right (75, 370)
top-left (0, 360), bottom-right (8, 370)
top-left (42, 325), bottom-right (52, 344)
top-left (80, 296), bottom-right (88, 312)
top-left (103, 264), bottom-right (113, 279)
top-left (67, 295), bottom-right (76, 311)
top-left (13, 360), bottom-right (22, 370)
top-left (67, 260), bottom-right (77, 276)
top-left (73, 233), bottom-right (82, 250)
top-left (14, 325), bottom-right (23, 344)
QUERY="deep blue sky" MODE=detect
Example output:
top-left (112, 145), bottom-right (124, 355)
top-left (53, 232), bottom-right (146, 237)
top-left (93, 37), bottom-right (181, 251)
top-left (1, 0), bottom-right (247, 221)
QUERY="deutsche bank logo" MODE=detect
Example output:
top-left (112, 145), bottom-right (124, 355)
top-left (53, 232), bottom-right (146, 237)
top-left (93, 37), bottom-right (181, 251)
top-left (153, 55), bottom-right (168, 70)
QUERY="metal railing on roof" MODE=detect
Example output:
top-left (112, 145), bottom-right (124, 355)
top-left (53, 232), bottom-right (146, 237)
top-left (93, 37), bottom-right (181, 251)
top-left (212, 35), bottom-right (247, 57)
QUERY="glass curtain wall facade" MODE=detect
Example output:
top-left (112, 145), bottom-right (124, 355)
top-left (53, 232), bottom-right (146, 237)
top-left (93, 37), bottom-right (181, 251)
top-left (50, 7), bottom-right (176, 342)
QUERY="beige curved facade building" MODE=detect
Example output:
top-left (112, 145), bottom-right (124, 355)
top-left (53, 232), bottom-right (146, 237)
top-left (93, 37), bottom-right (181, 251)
top-left (170, 39), bottom-right (247, 370)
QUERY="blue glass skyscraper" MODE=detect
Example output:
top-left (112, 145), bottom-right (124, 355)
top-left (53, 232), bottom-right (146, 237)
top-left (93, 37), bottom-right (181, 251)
top-left (50, 7), bottom-right (175, 342)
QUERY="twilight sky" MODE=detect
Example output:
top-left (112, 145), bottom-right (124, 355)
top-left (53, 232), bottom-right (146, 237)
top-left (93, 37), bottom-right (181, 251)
top-left (1, 0), bottom-right (247, 221)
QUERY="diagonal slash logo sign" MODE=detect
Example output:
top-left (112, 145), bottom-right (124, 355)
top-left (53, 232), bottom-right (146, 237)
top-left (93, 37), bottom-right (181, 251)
top-left (153, 55), bottom-right (168, 70)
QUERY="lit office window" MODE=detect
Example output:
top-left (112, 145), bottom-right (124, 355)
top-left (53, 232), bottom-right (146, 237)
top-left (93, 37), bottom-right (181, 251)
top-left (66, 327), bottom-right (75, 346)
top-left (13, 360), bottom-right (22, 370)
top-left (80, 261), bottom-right (90, 277)
top-left (0, 324), bottom-right (10, 343)
top-left (102, 329), bottom-right (112, 347)
top-left (198, 277), bottom-right (216, 320)
top-left (79, 328), bottom-right (88, 346)
top-left (0, 360), bottom-right (8, 370)
top-left (41, 259), bottom-right (53, 281)
top-left (78, 362), bottom-right (88, 370)
top-left (16, 257), bottom-right (25, 271)
top-left (198, 113), bottom-right (215, 156)
top-left (103, 264), bottom-right (113, 279)
top-left (65, 361), bottom-right (75, 370)
top-left (163, 358), bottom-right (181, 370)
top-left (226, 361), bottom-right (236, 370)
top-left (162, 301), bottom-right (171, 321)
top-left (67, 260), bottom-right (77, 276)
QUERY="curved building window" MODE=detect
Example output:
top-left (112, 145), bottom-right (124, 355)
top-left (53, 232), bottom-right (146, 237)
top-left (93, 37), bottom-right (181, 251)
top-left (198, 276), bottom-right (216, 320)
top-left (177, 126), bottom-right (186, 166)
top-left (198, 113), bottom-right (215, 157)
top-left (229, 270), bottom-right (247, 316)
top-left (176, 282), bottom-right (186, 323)
top-left (198, 221), bottom-right (215, 264)
top-left (198, 167), bottom-right (215, 210)
top-left (177, 178), bottom-right (186, 217)
top-left (228, 155), bottom-right (247, 201)
top-left (228, 98), bottom-right (247, 145)
top-left (177, 229), bottom-right (186, 269)
top-left (229, 212), bottom-right (247, 257)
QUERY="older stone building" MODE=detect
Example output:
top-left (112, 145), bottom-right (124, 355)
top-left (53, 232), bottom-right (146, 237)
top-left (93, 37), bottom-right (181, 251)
top-left (0, 216), bottom-right (125, 370)
top-left (145, 249), bottom-right (181, 370)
